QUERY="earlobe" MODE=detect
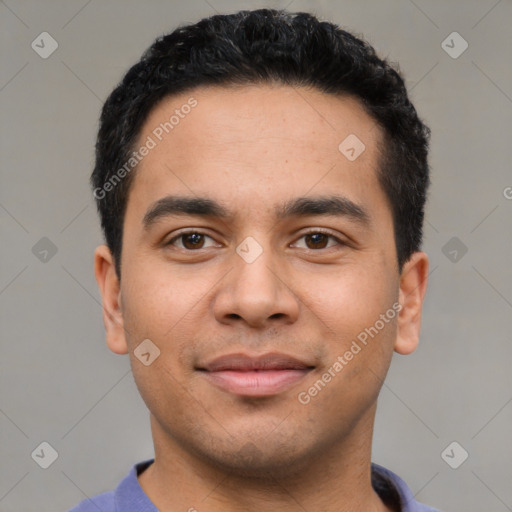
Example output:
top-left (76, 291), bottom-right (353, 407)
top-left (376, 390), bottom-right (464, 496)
top-left (394, 251), bottom-right (429, 355)
top-left (94, 245), bottom-right (129, 355)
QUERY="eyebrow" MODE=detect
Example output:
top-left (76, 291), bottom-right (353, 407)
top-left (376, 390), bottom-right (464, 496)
top-left (142, 194), bottom-right (371, 230)
top-left (276, 196), bottom-right (370, 226)
top-left (143, 196), bottom-right (231, 229)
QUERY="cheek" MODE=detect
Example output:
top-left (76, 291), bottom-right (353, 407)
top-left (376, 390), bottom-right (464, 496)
top-left (120, 260), bottom-right (209, 345)
top-left (298, 261), bottom-right (399, 397)
top-left (130, 356), bottom-right (192, 435)
top-left (120, 274), bottom-right (200, 416)
top-left (119, 262), bottom-right (214, 398)
top-left (297, 263), bottom-right (394, 338)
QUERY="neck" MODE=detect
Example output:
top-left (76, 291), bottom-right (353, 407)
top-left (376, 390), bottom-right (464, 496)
top-left (138, 404), bottom-right (393, 512)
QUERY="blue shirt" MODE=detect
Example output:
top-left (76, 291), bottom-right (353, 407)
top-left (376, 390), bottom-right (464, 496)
top-left (68, 459), bottom-right (441, 511)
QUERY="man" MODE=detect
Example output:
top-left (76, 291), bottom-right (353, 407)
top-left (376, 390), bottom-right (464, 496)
top-left (71, 8), bottom-right (439, 512)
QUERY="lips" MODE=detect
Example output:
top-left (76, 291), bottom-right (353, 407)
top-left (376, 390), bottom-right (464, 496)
top-left (198, 353), bottom-right (314, 397)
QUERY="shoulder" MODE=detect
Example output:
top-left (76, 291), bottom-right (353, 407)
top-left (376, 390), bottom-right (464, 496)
top-left (371, 463), bottom-right (442, 512)
top-left (67, 490), bottom-right (115, 512)
top-left (67, 459), bottom-right (156, 512)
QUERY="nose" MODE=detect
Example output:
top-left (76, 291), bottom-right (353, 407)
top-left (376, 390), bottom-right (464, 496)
top-left (212, 244), bottom-right (300, 329)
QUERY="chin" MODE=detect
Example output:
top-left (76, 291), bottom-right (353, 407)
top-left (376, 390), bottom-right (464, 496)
top-left (191, 436), bottom-right (315, 480)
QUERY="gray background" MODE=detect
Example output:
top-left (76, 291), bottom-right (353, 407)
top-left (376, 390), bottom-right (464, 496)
top-left (1, 0), bottom-right (511, 511)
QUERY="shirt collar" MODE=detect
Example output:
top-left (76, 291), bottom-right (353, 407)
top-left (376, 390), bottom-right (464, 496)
top-left (115, 459), bottom-right (435, 511)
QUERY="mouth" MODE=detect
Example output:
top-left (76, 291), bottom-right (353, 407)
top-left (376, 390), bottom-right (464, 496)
top-left (197, 352), bottom-right (315, 397)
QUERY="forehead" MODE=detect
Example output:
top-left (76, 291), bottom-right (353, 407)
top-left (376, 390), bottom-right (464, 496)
top-left (126, 84), bottom-right (389, 226)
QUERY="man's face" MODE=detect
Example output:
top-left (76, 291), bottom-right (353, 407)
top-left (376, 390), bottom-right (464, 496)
top-left (97, 85), bottom-right (425, 476)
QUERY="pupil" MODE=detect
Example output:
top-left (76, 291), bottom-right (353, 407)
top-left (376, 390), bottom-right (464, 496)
top-left (307, 233), bottom-right (327, 249)
top-left (184, 233), bottom-right (203, 249)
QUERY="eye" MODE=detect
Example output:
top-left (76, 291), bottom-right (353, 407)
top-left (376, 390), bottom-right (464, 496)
top-left (292, 230), bottom-right (344, 250)
top-left (166, 231), bottom-right (218, 250)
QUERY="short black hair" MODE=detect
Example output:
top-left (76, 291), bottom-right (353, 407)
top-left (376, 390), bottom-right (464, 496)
top-left (91, 8), bottom-right (430, 278)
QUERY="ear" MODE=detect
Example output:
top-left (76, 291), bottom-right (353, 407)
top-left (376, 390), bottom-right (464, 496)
top-left (394, 251), bottom-right (429, 355)
top-left (94, 245), bottom-right (129, 355)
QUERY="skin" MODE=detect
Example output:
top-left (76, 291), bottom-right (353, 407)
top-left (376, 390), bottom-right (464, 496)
top-left (94, 84), bottom-right (429, 511)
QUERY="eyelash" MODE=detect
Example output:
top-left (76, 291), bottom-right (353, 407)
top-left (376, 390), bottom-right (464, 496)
top-left (165, 229), bottom-right (346, 251)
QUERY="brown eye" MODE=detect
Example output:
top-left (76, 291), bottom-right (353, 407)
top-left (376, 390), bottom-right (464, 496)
top-left (305, 233), bottom-right (330, 249)
top-left (181, 233), bottom-right (205, 249)
top-left (167, 231), bottom-right (217, 250)
top-left (292, 230), bottom-right (343, 250)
